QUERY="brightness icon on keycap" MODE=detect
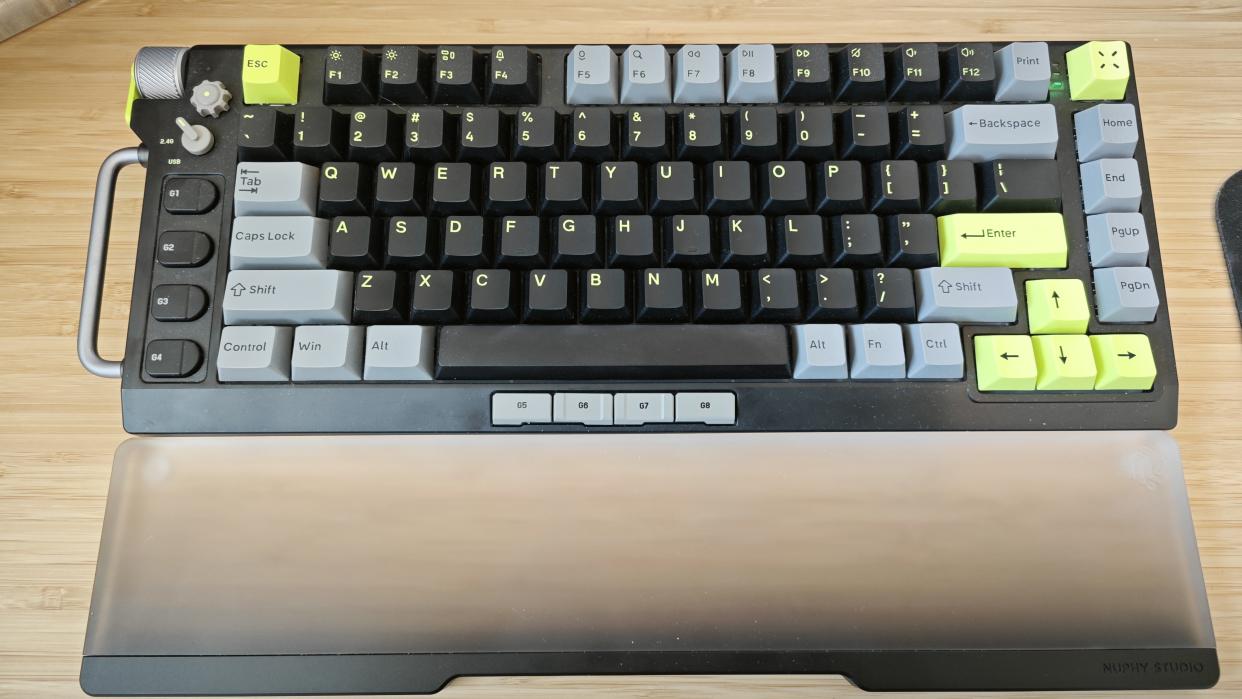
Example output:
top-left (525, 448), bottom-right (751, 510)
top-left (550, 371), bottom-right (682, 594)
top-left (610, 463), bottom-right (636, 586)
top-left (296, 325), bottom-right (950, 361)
top-left (385, 49), bottom-right (398, 60)
top-left (329, 49), bottom-right (342, 61)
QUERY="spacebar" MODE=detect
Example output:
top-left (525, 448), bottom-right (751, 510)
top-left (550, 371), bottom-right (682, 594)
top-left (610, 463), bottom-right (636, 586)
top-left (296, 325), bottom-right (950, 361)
top-left (436, 325), bottom-right (792, 380)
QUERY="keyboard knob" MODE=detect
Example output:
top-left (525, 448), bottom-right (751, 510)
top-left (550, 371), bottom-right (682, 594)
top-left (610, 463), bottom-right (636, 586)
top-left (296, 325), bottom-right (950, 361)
top-left (189, 79), bottom-right (231, 118)
top-left (324, 45), bottom-right (377, 104)
top-left (132, 46), bottom-right (188, 99)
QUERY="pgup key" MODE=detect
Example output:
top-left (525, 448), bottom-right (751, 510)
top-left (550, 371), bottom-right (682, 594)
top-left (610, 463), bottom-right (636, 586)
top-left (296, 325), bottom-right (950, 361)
top-left (234, 161), bottom-right (319, 216)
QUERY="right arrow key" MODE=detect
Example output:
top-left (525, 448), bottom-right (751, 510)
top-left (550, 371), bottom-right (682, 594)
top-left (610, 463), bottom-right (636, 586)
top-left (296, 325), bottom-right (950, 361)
top-left (1091, 334), bottom-right (1157, 390)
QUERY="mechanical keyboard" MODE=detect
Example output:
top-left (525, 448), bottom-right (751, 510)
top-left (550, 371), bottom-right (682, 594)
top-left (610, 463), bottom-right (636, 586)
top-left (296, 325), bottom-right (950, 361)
top-left (81, 41), bottom-right (1176, 433)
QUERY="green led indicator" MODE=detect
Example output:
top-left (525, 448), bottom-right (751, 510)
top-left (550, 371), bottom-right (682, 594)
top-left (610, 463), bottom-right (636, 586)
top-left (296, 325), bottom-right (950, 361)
top-left (1050, 80), bottom-right (1065, 91)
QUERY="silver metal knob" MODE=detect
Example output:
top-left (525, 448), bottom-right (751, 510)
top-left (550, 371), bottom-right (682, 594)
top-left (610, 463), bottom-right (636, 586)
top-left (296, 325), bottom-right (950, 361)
top-left (133, 46), bottom-right (189, 99)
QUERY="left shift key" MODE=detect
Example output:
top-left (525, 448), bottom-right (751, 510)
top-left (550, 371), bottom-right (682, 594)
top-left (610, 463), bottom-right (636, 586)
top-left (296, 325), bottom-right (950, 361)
top-left (223, 269), bottom-right (353, 325)
top-left (234, 162), bottom-right (319, 216)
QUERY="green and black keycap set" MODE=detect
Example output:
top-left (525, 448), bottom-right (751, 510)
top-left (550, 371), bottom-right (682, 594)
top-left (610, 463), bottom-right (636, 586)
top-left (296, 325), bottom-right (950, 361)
top-left (105, 40), bottom-right (1175, 433)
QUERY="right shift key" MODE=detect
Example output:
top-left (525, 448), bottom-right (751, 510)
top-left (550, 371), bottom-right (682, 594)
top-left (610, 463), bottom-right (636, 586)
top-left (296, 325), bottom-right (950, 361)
top-left (945, 104), bottom-right (1058, 161)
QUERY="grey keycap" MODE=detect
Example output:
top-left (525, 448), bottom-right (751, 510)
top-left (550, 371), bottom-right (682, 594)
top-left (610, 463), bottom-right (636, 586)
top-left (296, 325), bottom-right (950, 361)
top-left (914, 267), bottom-right (1018, 323)
top-left (223, 269), bottom-right (352, 325)
top-left (363, 326), bottom-right (435, 381)
top-left (1087, 212), bottom-right (1149, 267)
top-left (614, 393), bottom-right (675, 425)
top-left (1075, 103), bottom-right (1139, 161)
top-left (234, 161), bottom-right (318, 216)
top-left (1094, 267), bottom-right (1160, 323)
top-left (848, 324), bottom-right (906, 379)
top-left (993, 42), bottom-right (1050, 102)
top-left (726, 44), bottom-right (777, 103)
top-left (217, 325), bottom-right (291, 382)
top-left (291, 325), bottom-right (363, 381)
top-left (554, 393), bottom-right (613, 425)
top-left (620, 45), bottom-right (671, 104)
top-left (905, 323), bottom-right (965, 380)
top-left (675, 392), bottom-right (736, 425)
top-left (673, 44), bottom-right (724, 103)
top-left (492, 393), bottom-right (553, 426)
top-left (566, 45), bottom-right (617, 104)
top-left (791, 324), bottom-right (848, 379)
top-left (230, 216), bottom-right (328, 270)
top-left (945, 103), bottom-right (1058, 161)
top-left (1081, 158), bottom-right (1143, 214)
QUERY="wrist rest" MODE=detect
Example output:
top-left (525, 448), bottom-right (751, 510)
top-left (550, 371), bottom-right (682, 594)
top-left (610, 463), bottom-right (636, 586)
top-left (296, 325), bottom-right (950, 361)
top-left (82, 432), bottom-right (1217, 694)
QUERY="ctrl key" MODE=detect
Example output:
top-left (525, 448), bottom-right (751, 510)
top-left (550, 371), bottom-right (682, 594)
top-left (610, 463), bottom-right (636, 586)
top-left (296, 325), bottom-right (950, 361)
top-left (144, 339), bottom-right (202, 379)
top-left (217, 326), bottom-right (291, 382)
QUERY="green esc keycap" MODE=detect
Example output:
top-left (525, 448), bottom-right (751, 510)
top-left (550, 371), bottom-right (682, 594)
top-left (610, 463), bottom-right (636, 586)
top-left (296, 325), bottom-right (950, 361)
top-left (243, 44), bottom-right (300, 104)
top-left (1067, 40), bottom-right (1130, 101)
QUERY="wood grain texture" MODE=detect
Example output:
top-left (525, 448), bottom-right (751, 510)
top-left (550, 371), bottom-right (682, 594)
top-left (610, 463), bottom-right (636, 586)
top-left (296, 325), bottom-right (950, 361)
top-left (0, 1), bottom-right (1240, 697)
top-left (0, 0), bottom-right (83, 41)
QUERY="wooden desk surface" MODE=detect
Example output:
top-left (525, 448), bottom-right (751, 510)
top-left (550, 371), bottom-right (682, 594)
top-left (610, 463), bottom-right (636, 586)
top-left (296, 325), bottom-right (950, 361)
top-left (1, 1), bottom-right (1240, 696)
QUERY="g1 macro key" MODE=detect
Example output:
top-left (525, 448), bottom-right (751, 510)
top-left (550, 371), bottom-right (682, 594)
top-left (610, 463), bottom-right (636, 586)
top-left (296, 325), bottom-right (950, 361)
top-left (162, 177), bottom-right (218, 214)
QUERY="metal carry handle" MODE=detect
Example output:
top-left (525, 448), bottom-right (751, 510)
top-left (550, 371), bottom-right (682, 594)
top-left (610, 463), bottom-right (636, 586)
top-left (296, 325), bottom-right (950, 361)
top-left (78, 146), bottom-right (148, 378)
